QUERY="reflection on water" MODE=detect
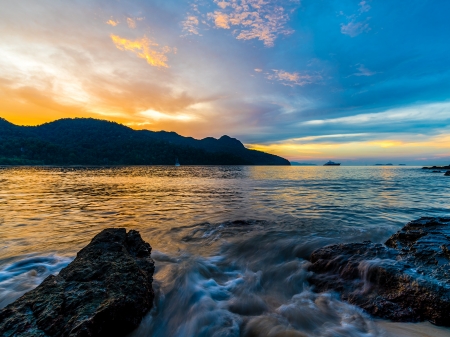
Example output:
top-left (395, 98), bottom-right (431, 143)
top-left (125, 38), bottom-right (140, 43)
top-left (0, 166), bottom-right (449, 336)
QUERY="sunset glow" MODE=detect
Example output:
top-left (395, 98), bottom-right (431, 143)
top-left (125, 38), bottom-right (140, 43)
top-left (1, 0), bottom-right (449, 164)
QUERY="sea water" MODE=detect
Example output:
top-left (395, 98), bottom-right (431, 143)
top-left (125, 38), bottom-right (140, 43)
top-left (0, 166), bottom-right (449, 336)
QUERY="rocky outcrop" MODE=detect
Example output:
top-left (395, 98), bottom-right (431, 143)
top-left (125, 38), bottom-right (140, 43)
top-left (0, 228), bottom-right (155, 337)
top-left (422, 165), bottom-right (450, 170)
top-left (445, 171), bottom-right (450, 176)
top-left (308, 217), bottom-right (450, 326)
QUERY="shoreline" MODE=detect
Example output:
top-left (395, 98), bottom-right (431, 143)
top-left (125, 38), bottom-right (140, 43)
top-left (376, 321), bottom-right (450, 337)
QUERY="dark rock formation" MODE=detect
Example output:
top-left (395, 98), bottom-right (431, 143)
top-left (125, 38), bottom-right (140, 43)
top-left (308, 217), bottom-right (450, 326)
top-left (0, 228), bottom-right (155, 337)
top-left (422, 165), bottom-right (450, 170)
top-left (445, 171), bottom-right (450, 176)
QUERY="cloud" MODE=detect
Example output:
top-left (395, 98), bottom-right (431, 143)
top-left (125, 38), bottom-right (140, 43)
top-left (284, 133), bottom-right (371, 143)
top-left (206, 0), bottom-right (297, 47)
top-left (302, 102), bottom-right (450, 126)
top-left (254, 68), bottom-right (262, 72)
top-left (209, 11), bottom-right (230, 29)
top-left (139, 109), bottom-right (198, 122)
top-left (110, 34), bottom-right (172, 68)
top-left (340, 20), bottom-right (370, 37)
top-left (182, 16), bottom-right (200, 35)
top-left (340, 1), bottom-right (371, 37)
top-left (267, 69), bottom-right (322, 86)
top-left (353, 64), bottom-right (376, 76)
top-left (2, 0), bottom-right (450, 163)
top-left (216, 1), bottom-right (230, 9)
top-left (359, 1), bottom-right (371, 13)
top-left (127, 18), bottom-right (136, 29)
top-left (106, 19), bottom-right (119, 26)
top-left (248, 133), bottom-right (450, 162)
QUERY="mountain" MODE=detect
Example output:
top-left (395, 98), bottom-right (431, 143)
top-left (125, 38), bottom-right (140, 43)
top-left (0, 118), bottom-right (290, 166)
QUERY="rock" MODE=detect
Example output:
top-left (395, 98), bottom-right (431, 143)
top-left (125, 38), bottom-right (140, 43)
top-left (445, 171), bottom-right (450, 176)
top-left (308, 217), bottom-right (450, 326)
top-left (0, 228), bottom-right (155, 337)
top-left (422, 165), bottom-right (450, 170)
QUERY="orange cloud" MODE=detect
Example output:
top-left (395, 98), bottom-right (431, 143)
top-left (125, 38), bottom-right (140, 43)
top-left (211, 12), bottom-right (230, 29)
top-left (110, 34), bottom-right (172, 68)
top-left (266, 69), bottom-right (322, 86)
top-left (182, 16), bottom-right (200, 35)
top-left (127, 18), bottom-right (136, 28)
top-left (106, 19), bottom-right (119, 26)
top-left (206, 0), bottom-right (296, 46)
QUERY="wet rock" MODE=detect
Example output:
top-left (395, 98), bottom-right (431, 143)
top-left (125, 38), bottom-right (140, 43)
top-left (308, 217), bottom-right (450, 326)
top-left (0, 228), bottom-right (155, 337)
top-left (422, 165), bottom-right (450, 170)
top-left (445, 171), bottom-right (450, 176)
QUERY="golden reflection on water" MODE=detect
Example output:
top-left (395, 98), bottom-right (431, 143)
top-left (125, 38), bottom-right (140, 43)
top-left (0, 166), bottom-right (448, 261)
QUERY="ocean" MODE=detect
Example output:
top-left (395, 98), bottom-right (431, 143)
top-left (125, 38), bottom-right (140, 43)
top-left (0, 166), bottom-right (449, 336)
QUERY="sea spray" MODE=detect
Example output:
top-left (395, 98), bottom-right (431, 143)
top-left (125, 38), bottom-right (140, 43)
top-left (0, 255), bottom-right (72, 308)
top-left (131, 221), bottom-right (383, 337)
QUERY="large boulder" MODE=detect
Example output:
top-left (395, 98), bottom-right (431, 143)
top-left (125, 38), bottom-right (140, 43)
top-left (0, 228), bottom-right (155, 337)
top-left (308, 217), bottom-right (450, 326)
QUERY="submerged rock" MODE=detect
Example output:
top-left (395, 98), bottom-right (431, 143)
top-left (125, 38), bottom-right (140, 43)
top-left (0, 228), bottom-right (155, 337)
top-left (308, 217), bottom-right (450, 326)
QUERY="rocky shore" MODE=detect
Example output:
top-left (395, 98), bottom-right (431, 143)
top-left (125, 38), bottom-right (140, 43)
top-left (1, 217), bottom-right (450, 335)
top-left (308, 217), bottom-right (450, 326)
top-left (0, 228), bottom-right (155, 337)
top-left (422, 165), bottom-right (450, 176)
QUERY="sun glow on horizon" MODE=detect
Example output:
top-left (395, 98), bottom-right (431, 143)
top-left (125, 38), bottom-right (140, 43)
top-left (248, 134), bottom-right (450, 162)
top-left (0, 1), bottom-right (449, 164)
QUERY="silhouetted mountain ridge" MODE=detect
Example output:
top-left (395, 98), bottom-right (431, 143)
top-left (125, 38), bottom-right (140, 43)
top-left (0, 118), bottom-right (290, 166)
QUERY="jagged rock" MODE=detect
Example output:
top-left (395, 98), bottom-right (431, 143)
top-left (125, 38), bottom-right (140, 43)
top-left (445, 171), bottom-right (450, 176)
top-left (308, 217), bottom-right (450, 326)
top-left (0, 228), bottom-right (155, 337)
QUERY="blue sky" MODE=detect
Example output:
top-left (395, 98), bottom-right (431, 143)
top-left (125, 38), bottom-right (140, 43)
top-left (0, 0), bottom-right (449, 164)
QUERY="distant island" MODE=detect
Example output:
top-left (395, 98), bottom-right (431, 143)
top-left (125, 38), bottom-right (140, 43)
top-left (290, 162), bottom-right (317, 166)
top-left (0, 118), bottom-right (290, 166)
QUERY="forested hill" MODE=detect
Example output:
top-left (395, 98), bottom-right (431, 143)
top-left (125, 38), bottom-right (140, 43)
top-left (0, 118), bottom-right (290, 166)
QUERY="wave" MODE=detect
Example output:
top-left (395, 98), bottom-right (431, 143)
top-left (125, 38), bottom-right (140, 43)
top-left (131, 221), bottom-right (387, 337)
top-left (0, 255), bottom-right (72, 308)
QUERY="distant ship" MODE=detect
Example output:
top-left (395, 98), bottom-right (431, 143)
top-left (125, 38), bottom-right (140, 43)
top-left (175, 158), bottom-right (180, 167)
top-left (324, 160), bottom-right (340, 166)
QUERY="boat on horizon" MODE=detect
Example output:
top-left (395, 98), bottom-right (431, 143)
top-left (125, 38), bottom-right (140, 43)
top-left (323, 160), bottom-right (340, 166)
top-left (175, 158), bottom-right (180, 167)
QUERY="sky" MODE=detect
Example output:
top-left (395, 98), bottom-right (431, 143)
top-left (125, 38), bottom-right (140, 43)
top-left (1, 0), bottom-right (450, 165)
